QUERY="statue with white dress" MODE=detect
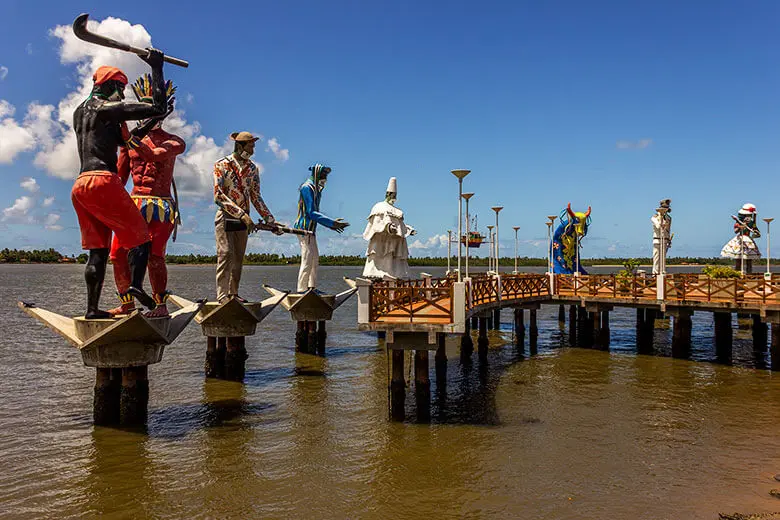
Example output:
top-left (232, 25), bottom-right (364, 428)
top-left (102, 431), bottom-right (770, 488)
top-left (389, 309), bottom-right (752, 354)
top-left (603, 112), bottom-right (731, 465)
top-left (651, 199), bottom-right (672, 275)
top-left (362, 177), bottom-right (416, 279)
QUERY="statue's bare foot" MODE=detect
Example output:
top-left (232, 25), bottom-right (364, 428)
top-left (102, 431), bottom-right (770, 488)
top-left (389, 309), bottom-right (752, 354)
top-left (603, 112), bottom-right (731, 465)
top-left (143, 305), bottom-right (169, 318)
top-left (107, 302), bottom-right (135, 316)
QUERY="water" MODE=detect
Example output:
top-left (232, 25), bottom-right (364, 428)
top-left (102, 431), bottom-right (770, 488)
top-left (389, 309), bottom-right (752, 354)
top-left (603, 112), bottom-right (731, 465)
top-left (2, 264), bottom-right (780, 519)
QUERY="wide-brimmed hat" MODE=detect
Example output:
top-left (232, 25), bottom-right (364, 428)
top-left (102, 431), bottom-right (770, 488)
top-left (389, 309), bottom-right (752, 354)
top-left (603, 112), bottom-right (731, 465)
top-left (739, 203), bottom-right (757, 215)
top-left (230, 131), bottom-right (261, 143)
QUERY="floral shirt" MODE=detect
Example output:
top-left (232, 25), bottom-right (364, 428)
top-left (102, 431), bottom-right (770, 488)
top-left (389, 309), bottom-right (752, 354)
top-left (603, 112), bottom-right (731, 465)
top-left (213, 155), bottom-right (272, 222)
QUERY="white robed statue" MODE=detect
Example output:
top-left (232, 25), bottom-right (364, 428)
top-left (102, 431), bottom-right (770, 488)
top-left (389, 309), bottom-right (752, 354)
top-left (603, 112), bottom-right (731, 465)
top-left (651, 199), bottom-right (672, 275)
top-left (362, 177), bottom-right (416, 279)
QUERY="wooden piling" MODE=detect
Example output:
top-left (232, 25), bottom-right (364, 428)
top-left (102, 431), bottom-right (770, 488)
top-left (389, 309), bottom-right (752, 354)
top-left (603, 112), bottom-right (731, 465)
top-left (671, 312), bottom-right (692, 358)
top-left (577, 307), bottom-right (592, 348)
top-left (435, 333), bottom-right (447, 388)
top-left (471, 316), bottom-right (478, 329)
top-left (461, 320), bottom-right (474, 359)
top-left (600, 310), bottom-right (611, 348)
top-left (591, 310), bottom-right (602, 349)
top-left (225, 336), bottom-right (247, 381)
top-left (486, 315), bottom-right (494, 330)
top-left (714, 312), bottom-right (733, 362)
top-left (514, 308), bottom-right (525, 349)
top-left (295, 321), bottom-right (308, 352)
top-left (93, 367), bottom-right (120, 426)
top-left (390, 350), bottom-right (405, 421)
top-left (414, 350), bottom-right (431, 422)
top-left (478, 317), bottom-right (489, 362)
top-left (205, 336), bottom-right (226, 378)
top-left (637, 308), bottom-right (655, 353)
top-left (568, 305), bottom-right (577, 346)
top-left (306, 321), bottom-right (318, 355)
top-left (558, 304), bottom-right (566, 326)
top-left (317, 321), bottom-right (327, 355)
top-left (529, 308), bottom-right (538, 351)
top-left (493, 308), bottom-right (501, 330)
top-left (120, 366), bottom-right (149, 426)
top-left (771, 323), bottom-right (780, 371)
top-left (752, 314), bottom-right (768, 352)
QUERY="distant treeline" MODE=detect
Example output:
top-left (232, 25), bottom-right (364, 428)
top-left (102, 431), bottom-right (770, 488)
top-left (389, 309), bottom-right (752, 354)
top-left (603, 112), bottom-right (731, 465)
top-left (0, 248), bottom-right (769, 267)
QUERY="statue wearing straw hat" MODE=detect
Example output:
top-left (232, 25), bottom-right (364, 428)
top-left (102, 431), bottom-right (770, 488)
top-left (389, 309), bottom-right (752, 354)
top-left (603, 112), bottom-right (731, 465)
top-left (362, 177), bottom-right (416, 280)
top-left (212, 131), bottom-right (277, 303)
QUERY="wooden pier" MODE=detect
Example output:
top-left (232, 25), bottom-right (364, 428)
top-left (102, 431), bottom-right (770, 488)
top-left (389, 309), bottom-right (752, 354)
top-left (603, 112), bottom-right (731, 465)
top-left (356, 272), bottom-right (780, 420)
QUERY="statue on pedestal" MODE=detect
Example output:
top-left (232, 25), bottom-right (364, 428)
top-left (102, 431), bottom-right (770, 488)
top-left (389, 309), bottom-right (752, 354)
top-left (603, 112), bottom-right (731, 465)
top-left (362, 177), bottom-right (416, 279)
top-left (651, 199), bottom-right (672, 275)
top-left (721, 203), bottom-right (761, 273)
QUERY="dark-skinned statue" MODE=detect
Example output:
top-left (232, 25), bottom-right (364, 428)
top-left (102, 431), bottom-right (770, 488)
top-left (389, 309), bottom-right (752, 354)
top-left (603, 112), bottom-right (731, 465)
top-left (71, 48), bottom-right (170, 319)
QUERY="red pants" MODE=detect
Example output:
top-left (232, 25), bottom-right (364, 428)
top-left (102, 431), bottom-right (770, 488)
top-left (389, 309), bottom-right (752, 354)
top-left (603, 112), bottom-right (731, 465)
top-left (71, 171), bottom-right (151, 250)
top-left (111, 219), bottom-right (175, 296)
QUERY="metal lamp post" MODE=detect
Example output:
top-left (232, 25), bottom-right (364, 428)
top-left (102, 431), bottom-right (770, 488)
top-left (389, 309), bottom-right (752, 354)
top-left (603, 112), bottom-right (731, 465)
top-left (547, 215), bottom-right (557, 274)
top-left (491, 206), bottom-right (503, 273)
top-left (764, 218), bottom-right (774, 277)
top-left (487, 225), bottom-right (494, 272)
top-left (447, 230), bottom-right (452, 274)
top-left (451, 169), bottom-right (471, 282)
top-left (513, 226), bottom-right (520, 274)
top-left (462, 193), bottom-right (474, 279)
top-left (657, 207), bottom-right (669, 275)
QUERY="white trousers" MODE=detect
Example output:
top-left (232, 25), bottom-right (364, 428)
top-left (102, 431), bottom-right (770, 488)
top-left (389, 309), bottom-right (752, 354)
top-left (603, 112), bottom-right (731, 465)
top-left (297, 234), bottom-right (319, 292)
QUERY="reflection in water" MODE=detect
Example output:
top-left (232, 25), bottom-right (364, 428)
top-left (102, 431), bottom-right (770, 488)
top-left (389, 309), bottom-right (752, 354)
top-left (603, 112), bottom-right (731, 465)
top-left (6, 265), bottom-right (780, 519)
top-left (83, 428), bottom-right (156, 519)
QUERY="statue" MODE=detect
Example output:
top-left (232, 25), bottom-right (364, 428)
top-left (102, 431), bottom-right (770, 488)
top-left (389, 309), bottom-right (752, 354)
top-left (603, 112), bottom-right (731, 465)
top-left (362, 177), bottom-right (416, 279)
top-left (108, 74), bottom-right (185, 317)
top-left (70, 49), bottom-right (169, 319)
top-left (552, 203), bottom-right (591, 274)
top-left (721, 203), bottom-right (761, 273)
top-left (293, 164), bottom-right (349, 292)
top-left (213, 131), bottom-right (278, 303)
top-left (651, 199), bottom-right (672, 275)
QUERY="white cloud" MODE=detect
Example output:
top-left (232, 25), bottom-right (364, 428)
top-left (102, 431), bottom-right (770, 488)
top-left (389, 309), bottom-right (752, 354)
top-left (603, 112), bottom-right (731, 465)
top-left (409, 233), bottom-right (448, 251)
top-left (1, 16), bottom-right (286, 199)
top-left (42, 196), bottom-right (55, 207)
top-left (0, 101), bottom-right (36, 164)
top-left (0, 66), bottom-right (7, 81)
top-left (616, 138), bottom-right (652, 150)
top-left (26, 44), bottom-right (33, 55)
top-left (44, 213), bottom-right (62, 231)
top-left (266, 137), bottom-right (290, 162)
top-left (20, 177), bottom-right (40, 193)
top-left (2, 196), bottom-right (35, 222)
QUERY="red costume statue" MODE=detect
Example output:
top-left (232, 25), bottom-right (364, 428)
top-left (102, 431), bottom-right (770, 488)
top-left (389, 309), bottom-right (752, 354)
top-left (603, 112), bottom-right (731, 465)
top-left (108, 75), bottom-right (185, 317)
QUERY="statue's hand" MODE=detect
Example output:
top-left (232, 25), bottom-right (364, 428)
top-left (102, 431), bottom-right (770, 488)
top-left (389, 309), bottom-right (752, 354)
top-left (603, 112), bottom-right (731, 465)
top-left (410, 229), bottom-right (417, 236)
top-left (332, 218), bottom-right (350, 234)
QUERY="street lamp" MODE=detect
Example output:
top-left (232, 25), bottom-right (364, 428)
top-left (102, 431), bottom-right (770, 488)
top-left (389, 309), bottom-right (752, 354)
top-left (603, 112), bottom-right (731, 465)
top-left (447, 229), bottom-right (453, 275)
top-left (547, 215), bottom-right (557, 274)
top-left (491, 206), bottom-right (503, 274)
top-left (764, 217), bottom-right (774, 277)
top-left (513, 226), bottom-right (520, 274)
top-left (451, 169), bottom-right (471, 282)
top-left (462, 192), bottom-right (474, 279)
top-left (487, 225), bottom-right (494, 272)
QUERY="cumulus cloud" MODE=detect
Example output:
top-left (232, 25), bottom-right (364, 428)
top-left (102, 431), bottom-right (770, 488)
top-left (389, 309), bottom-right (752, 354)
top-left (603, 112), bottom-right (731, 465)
top-left (616, 138), bottom-right (652, 150)
top-left (266, 137), bottom-right (290, 162)
top-left (20, 177), bottom-right (40, 193)
top-left (42, 196), bottom-right (55, 207)
top-left (0, 66), bottom-right (8, 81)
top-left (0, 101), bottom-right (36, 163)
top-left (44, 213), bottom-right (63, 231)
top-left (2, 196), bottom-right (35, 222)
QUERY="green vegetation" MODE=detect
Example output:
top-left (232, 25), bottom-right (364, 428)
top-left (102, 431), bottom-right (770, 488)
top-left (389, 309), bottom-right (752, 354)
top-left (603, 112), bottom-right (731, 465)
top-left (0, 248), bottom-right (777, 268)
top-left (702, 265), bottom-right (742, 278)
top-left (615, 258), bottom-right (641, 292)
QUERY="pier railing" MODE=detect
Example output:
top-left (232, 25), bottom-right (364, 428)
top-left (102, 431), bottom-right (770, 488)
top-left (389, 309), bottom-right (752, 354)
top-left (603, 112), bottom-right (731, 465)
top-left (361, 273), bottom-right (780, 328)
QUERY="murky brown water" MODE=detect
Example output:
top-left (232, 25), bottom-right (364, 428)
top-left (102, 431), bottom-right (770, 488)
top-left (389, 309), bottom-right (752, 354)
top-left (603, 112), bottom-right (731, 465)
top-left (2, 264), bottom-right (780, 519)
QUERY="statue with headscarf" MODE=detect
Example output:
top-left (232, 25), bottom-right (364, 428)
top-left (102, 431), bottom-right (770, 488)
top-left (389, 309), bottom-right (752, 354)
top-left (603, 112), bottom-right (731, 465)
top-left (362, 177), bottom-right (416, 279)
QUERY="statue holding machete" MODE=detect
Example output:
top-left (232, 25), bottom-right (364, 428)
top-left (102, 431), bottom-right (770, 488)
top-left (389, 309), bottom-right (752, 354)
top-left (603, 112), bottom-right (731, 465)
top-left (70, 13), bottom-right (187, 319)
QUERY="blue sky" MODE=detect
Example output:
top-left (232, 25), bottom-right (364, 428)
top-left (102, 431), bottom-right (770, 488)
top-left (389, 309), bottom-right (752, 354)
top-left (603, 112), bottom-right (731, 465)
top-left (1, 0), bottom-right (778, 259)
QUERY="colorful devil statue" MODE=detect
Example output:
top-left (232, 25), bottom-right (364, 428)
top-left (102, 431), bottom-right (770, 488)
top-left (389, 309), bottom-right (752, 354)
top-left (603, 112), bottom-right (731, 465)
top-left (720, 202), bottom-right (761, 272)
top-left (552, 203), bottom-right (591, 274)
top-left (108, 74), bottom-right (184, 317)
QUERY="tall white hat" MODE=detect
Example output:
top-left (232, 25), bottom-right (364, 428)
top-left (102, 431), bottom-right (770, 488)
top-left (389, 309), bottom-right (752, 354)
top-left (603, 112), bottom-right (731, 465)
top-left (386, 177), bottom-right (397, 193)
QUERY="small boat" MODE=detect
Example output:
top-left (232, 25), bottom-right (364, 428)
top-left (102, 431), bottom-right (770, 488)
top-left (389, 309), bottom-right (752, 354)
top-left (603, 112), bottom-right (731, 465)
top-left (460, 215), bottom-right (486, 248)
